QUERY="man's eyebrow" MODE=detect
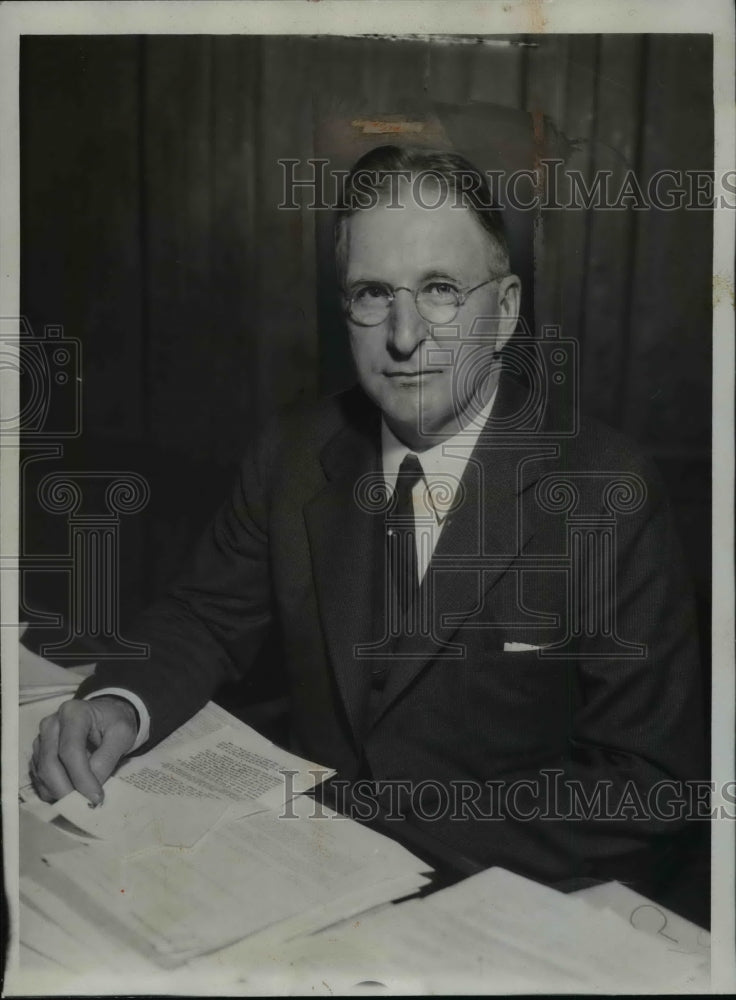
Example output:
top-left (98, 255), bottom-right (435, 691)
top-left (346, 275), bottom-right (389, 284)
top-left (420, 269), bottom-right (463, 282)
top-left (346, 269), bottom-right (464, 286)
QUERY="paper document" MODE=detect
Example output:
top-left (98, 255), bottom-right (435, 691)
top-left (575, 880), bottom-right (710, 962)
top-left (42, 795), bottom-right (431, 964)
top-left (18, 690), bottom-right (234, 800)
top-left (18, 658), bottom-right (430, 978)
top-left (117, 721), bottom-right (332, 816)
top-left (19, 644), bottom-right (85, 703)
top-left (20, 676), bottom-right (335, 849)
top-left (149, 698), bottom-right (238, 749)
top-left (49, 720), bottom-right (335, 849)
top-left (273, 866), bottom-right (710, 994)
top-left (19, 809), bottom-right (162, 979)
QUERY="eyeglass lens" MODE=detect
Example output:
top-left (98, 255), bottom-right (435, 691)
top-left (349, 281), bottom-right (461, 326)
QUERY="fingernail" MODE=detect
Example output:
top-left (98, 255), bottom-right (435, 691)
top-left (88, 792), bottom-right (103, 808)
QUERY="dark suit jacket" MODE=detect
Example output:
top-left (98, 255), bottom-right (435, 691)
top-left (79, 373), bottom-right (705, 889)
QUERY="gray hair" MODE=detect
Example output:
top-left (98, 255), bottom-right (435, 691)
top-left (334, 144), bottom-right (510, 283)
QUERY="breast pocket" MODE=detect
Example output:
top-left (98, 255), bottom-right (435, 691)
top-left (446, 635), bottom-right (573, 759)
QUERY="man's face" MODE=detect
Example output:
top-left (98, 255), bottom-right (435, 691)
top-left (342, 195), bottom-right (520, 450)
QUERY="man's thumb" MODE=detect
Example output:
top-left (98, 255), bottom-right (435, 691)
top-left (88, 724), bottom-right (136, 786)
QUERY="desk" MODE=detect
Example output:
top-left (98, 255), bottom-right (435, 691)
top-left (11, 650), bottom-right (711, 995)
top-left (11, 798), bottom-right (711, 997)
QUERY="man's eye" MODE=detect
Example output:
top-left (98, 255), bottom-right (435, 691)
top-left (354, 283), bottom-right (388, 301)
top-left (423, 281), bottom-right (459, 300)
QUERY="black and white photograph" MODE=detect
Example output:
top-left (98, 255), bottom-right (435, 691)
top-left (1, 1), bottom-right (733, 994)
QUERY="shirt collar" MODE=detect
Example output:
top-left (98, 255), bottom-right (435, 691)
top-left (381, 387), bottom-right (498, 521)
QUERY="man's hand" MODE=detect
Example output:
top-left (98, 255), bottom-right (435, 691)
top-left (30, 696), bottom-right (138, 805)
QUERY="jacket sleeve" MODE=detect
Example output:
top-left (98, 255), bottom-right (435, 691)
top-left (76, 422), bottom-right (277, 751)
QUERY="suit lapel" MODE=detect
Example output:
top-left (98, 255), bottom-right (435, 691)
top-left (303, 396), bottom-right (384, 743)
top-left (372, 375), bottom-right (559, 725)
top-left (304, 377), bottom-right (562, 739)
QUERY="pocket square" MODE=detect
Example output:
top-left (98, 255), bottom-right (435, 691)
top-left (504, 641), bottom-right (545, 652)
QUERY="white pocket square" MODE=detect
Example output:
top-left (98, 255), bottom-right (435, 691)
top-left (504, 641), bottom-right (545, 652)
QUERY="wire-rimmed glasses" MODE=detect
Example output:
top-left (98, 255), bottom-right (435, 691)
top-left (344, 275), bottom-right (509, 327)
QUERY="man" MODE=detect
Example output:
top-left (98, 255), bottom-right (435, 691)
top-left (31, 145), bottom-right (704, 893)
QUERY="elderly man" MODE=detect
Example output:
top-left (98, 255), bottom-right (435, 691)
top-left (31, 145), bottom-right (704, 893)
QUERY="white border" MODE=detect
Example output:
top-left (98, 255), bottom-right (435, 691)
top-left (0, 1), bottom-right (733, 995)
top-left (0, 0), bottom-right (731, 36)
top-left (710, 13), bottom-right (736, 994)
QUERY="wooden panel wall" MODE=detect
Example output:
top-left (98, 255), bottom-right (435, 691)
top-left (20, 34), bottom-right (712, 635)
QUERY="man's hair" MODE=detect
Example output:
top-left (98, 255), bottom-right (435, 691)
top-left (334, 144), bottom-right (510, 283)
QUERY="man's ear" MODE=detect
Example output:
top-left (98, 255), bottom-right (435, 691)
top-left (495, 274), bottom-right (522, 353)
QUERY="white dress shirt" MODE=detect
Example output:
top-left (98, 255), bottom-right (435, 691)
top-left (91, 386), bottom-right (498, 751)
top-left (381, 388), bottom-right (497, 583)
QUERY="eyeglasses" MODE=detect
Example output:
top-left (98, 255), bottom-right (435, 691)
top-left (343, 275), bottom-right (509, 327)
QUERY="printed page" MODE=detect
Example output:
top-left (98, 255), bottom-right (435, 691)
top-left (21, 685), bottom-right (334, 849)
top-left (19, 696), bottom-right (235, 803)
top-left (116, 722), bottom-right (333, 816)
top-left (50, 721), bottom-right (335, 849)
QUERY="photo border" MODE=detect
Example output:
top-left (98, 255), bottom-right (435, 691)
top-left (1, 1), bottom-right (733, 994)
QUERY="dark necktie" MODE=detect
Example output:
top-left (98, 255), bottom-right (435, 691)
top-left (389, 452), bottom-right (424, 628)
top-left (358, 453), bottom-right (425, 754)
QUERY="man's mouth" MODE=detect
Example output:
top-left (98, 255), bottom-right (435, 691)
top-left (384, 370), bottom-right (443, 380)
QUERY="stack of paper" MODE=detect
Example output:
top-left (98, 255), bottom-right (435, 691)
top-left (575, 880), bottom-right (710, 975)
top-left (254, 867), bottom-right (710, 994)
top-left (18, 641), bottom-right (86, 704)
top-left (18, 808), bottom-right (163, 980)
top-left (17, 652), bottom-right (431, 979)
top-left (24, 795), bottom-right (431, 971)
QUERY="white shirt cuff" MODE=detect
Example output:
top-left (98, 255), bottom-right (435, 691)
top-left (84, 688), bottom-right (151, 752)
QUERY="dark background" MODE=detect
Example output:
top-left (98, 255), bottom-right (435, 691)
top-left (19, 33), bottom-right (712, 701)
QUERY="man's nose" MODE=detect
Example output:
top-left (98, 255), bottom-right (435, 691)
top-left (387, 289), bottom-right (427, 356)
